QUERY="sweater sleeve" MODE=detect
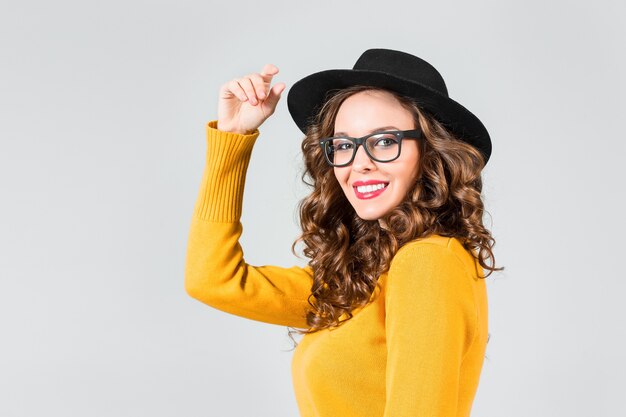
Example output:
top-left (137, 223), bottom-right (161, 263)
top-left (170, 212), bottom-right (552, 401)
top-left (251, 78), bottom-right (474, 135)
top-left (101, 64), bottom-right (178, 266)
top-left (383, 241), bottom-right (477, 417)
top-left (184, 120), bottom-right (313, 329)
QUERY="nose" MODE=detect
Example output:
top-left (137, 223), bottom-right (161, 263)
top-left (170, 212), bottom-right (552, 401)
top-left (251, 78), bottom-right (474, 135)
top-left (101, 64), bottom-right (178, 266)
top-left (352, 144), bottom-right (376, 172)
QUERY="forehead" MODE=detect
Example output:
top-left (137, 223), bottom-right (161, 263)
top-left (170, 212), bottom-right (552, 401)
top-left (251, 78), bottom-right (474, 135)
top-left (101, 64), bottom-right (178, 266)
top-left (334, 90), bottom-right (414, 135)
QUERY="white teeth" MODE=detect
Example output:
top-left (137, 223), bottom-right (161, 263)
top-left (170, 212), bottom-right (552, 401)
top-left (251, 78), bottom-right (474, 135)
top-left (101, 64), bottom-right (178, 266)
top-left (356, 183), bottom-right (387, 193)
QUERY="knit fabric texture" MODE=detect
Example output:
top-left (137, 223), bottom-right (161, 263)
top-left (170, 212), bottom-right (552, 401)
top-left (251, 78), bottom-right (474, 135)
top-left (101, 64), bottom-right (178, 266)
top-left (185, 120), bottom-right (489, 417)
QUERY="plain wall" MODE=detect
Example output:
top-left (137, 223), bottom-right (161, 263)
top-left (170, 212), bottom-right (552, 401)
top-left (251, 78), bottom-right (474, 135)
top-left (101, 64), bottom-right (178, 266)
top-left (1, 0), bottom-right (625, 416)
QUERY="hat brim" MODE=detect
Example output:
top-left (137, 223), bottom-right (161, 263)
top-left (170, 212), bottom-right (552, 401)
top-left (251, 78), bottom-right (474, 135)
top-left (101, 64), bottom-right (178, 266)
top-left (287, 69), bottom-right (491, 165)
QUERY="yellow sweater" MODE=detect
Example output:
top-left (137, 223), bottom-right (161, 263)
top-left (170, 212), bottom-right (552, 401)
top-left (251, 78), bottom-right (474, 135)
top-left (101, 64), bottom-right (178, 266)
top-left (185, 121), bottom-right (489, 417)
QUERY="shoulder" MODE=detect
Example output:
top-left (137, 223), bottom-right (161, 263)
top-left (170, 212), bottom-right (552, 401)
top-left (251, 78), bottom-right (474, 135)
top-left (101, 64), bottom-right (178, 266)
top-left (390, 234), bottom-right (481, 280)
top-left (384, 234), bottom-right (478, 320)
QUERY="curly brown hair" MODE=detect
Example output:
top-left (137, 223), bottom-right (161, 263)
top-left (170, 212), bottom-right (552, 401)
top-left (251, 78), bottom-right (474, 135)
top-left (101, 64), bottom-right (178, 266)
top-left (287, 85), bottom-right (503, 340)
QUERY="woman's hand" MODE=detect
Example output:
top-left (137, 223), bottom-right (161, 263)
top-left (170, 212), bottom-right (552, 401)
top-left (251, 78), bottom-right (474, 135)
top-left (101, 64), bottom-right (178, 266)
top-left (217, 63), bottom-right (286, 135)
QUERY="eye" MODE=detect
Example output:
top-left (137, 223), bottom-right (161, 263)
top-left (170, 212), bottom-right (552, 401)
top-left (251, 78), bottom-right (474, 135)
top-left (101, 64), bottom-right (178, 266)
top-left (372, 134), bottom-right (399, 147)
top-left (331, 139), bottom-right (354, 152)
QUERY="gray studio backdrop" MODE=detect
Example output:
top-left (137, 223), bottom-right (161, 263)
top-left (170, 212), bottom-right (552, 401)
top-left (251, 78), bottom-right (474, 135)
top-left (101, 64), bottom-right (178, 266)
top-left (1, 0), bottom-right (625, 416)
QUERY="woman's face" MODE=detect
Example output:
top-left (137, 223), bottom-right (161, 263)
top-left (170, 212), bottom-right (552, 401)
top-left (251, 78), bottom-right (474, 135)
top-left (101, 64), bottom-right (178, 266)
top-left (333, 89), bottom-right (421, 223)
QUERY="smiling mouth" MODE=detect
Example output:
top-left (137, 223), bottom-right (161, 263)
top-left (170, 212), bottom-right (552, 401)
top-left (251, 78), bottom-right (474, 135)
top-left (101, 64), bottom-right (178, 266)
top-left (353, 182), bottom-right (389, 200)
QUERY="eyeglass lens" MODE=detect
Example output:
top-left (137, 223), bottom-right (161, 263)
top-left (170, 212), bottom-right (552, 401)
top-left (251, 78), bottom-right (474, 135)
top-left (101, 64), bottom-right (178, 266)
top-left (327, 133), bottom-right (400, 165)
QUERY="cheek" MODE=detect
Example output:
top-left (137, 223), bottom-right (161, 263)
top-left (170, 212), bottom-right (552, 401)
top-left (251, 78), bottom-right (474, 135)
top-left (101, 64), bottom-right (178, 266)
top-left (333, 167), bottom-right (350, 186)
top-left (394, 153), bottom-right (420, 185)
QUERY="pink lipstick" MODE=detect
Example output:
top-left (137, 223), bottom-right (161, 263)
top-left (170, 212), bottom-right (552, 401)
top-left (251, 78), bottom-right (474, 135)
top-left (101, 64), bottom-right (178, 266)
top-left (352, 180), bottom-right (389, 200)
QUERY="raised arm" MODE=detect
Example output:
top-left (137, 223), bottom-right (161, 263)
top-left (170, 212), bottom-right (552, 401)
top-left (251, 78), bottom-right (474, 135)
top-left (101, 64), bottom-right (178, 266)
top-left (185, 65), bottom-right (313, 329)
top-left (383, 240), bottom-right (484, 416)
top-left (185, 122), bottom-right (313, 328)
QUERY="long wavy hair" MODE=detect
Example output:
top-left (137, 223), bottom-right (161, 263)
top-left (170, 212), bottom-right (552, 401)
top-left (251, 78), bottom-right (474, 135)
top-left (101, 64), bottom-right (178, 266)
top-left (287, 85), bottom-right (503, 342)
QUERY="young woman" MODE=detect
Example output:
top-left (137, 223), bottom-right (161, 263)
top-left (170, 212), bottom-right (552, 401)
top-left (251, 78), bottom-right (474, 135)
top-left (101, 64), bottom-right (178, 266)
top-left (185, 48), bottom-right (503, 417)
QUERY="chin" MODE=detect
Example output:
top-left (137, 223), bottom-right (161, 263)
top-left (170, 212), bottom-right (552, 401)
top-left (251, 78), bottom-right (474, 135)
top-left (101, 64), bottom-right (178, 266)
top-left (352, 206), bottom-right (389, 221)
top-left (356, 214), bottom-right (380, 221)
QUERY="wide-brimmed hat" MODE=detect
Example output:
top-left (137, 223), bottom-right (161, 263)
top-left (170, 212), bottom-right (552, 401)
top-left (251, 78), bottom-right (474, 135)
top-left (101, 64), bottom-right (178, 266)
top-left (287, 48), bottom-right (492, 165)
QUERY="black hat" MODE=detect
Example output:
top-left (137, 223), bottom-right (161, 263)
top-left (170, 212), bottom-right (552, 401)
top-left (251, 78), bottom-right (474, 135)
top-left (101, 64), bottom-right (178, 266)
top-left (287, 48), bottom-right (492, 165)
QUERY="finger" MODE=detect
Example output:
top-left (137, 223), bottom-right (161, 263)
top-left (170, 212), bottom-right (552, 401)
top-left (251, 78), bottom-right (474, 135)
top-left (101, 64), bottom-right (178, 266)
top-left (248, 72), bottom-right (268, 100)
top-left (259, 63), bottom-right (279, 82)
top-left (238, 77), bottom-right (258, 105)
top-left (262, 82), bottom-right (286, 113)
top-left (270, 82), bottom-right (286, 97)
top-left (225, 79), bottom-right (248, 102)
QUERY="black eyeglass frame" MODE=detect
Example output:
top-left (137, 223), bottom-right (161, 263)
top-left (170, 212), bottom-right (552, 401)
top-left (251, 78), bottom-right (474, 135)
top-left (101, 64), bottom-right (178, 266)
top-left (318, 129), bottom-right (423, 167)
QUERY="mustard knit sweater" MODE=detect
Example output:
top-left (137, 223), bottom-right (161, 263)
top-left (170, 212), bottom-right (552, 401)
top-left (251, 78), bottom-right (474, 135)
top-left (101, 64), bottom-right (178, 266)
top-left (185, 121), bottom-right (489, 417)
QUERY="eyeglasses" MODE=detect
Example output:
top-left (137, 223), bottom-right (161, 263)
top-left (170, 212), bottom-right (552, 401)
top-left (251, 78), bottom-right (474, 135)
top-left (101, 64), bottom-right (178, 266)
top-left (319, 129), bottom-right (422, 167)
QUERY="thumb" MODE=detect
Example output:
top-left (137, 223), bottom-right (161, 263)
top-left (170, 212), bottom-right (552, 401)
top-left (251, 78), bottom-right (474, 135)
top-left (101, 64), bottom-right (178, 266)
top-left (262, 82), bottom-right (286, 114)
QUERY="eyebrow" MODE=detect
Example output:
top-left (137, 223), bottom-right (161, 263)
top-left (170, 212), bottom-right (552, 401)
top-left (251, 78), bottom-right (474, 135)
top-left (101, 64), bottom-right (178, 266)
top-left (333, 126), bottom-right (400, 137)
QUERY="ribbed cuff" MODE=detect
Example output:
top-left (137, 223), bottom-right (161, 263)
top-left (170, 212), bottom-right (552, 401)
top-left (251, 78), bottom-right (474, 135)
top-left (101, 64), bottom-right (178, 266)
top-left (192, 120), bottom-right (260, 222)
